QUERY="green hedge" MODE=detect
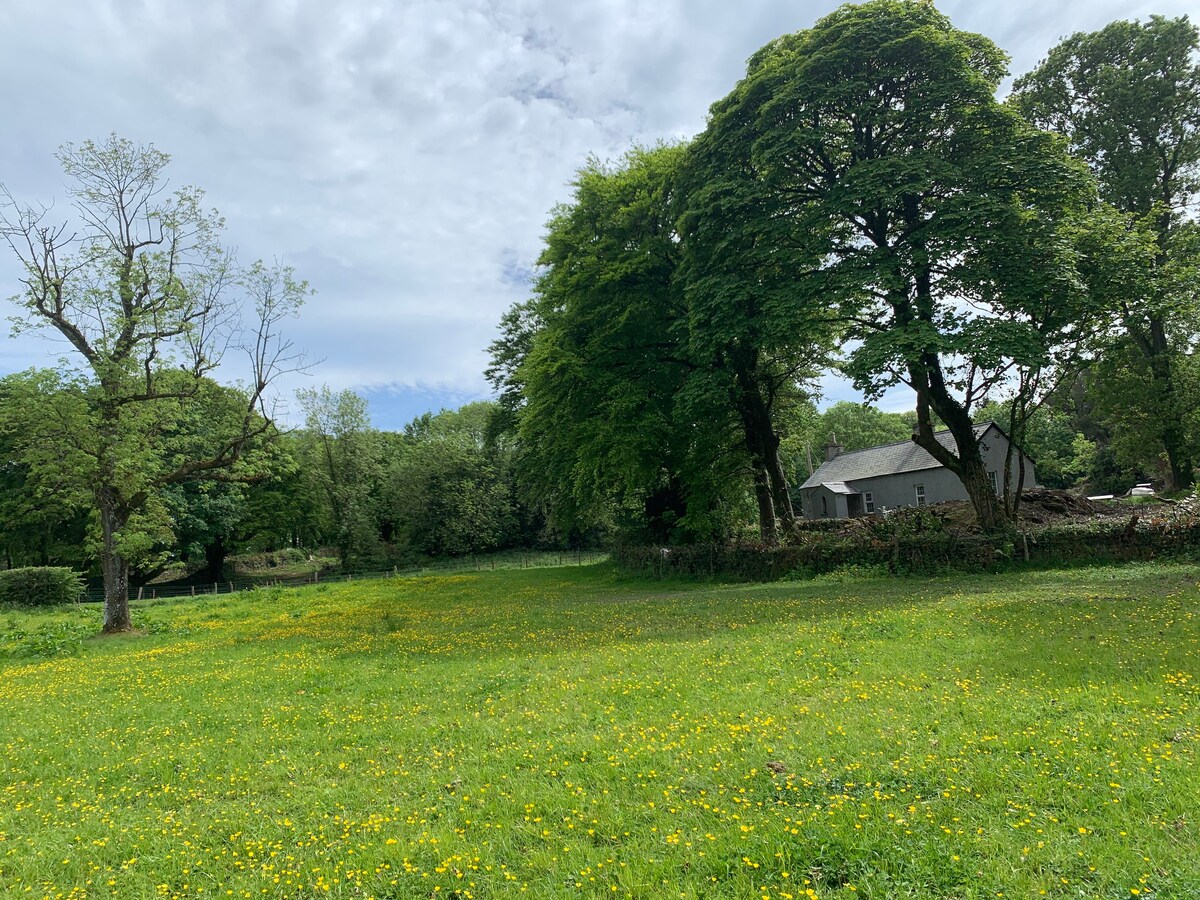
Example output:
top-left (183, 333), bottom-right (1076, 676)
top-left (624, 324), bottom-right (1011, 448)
top-left (614, 515), bottom-right (1200, 582)
top-left (0, 567), bottom-right (86, 607)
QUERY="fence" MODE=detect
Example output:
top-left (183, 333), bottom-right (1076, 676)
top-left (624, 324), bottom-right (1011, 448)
top-left (82, 550), bottom-right (608, 604)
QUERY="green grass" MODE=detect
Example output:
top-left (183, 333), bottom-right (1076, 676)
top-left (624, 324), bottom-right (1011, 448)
top-left (1, 562), bottom-right (1198, 899)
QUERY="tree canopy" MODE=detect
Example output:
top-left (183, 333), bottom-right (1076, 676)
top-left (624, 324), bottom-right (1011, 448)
top-left (1011, 15), bottom-right (1200, 490)
top-left (690, 0), bottom-right (1122, 530)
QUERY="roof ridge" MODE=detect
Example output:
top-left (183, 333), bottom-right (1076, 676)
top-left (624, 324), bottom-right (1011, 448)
top-left (822, 421), bottom-right (992, 460)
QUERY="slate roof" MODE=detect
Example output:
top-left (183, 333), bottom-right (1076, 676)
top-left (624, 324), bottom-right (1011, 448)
top-left (800, 423), bottom-right (993, 491)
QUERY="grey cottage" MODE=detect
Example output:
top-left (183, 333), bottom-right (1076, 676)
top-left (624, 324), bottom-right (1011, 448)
top-left (799, 422), bottom-right (1038, 520)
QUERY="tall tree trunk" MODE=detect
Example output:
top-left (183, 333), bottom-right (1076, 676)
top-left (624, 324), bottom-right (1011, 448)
top-left (753, 465), bottom-right (778, 545)
top-left (98, 492), bottom-right (132, 634)
top-left (204, 535), bottom-right (228, 584)
top-left (761, 431), bottom-right (796, 532)
top-left (956, 452), bottom-right (1004, 533)
top-left (901, 199), bottom-right (1007, 534)
top-left (1147, 337), bottom-right (1193, 491)
top-left (732, 357), bottom-right (795, 534)
top-left (910, 381), bottom-right (1006, 533)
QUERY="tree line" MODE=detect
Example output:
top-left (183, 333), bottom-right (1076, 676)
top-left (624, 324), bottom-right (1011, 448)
top-left (0, 385), bottom-right (546, 589)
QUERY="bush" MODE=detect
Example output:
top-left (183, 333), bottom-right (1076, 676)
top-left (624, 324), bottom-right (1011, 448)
top-left (0, 567), bottom-right (86, 607)
top-left (613, 512), bottom-right (1200, 582)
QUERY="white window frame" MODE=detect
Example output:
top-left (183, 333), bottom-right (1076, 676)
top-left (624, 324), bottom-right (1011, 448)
top-left (864, 492), bottom-right (875, 514)
top-left (989, 470), bottom-right (999, 494)
top-left (915, 484), bottom-right (926, 506)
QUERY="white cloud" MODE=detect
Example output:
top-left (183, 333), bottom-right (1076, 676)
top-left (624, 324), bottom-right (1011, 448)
top-left (1, 0), bottom-right (1194, 416)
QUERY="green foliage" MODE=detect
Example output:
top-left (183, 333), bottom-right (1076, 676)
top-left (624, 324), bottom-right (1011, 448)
top-left (0, 379), bottom-right (91, 570)
top-left (0, 566), bottom-right (85, 607)
top-left (975, 400), bottom-right (1096, 489)
top-left (0, 620), bottom-right (93, 659)
top-left (510, 145), bottom-right (743, 543)
top-left (296, 386), bottom-right (384, 567)
top-left (697, 0), bottom-right (1124, 531)
top-left (788, 401), bottom-right (917, 481)
top-left (1012, 16), bottom-right (1200, 489)
top-left (0, 135), bottom-right (308, 630)
top-left (391, 405), bottom-right (518, 557)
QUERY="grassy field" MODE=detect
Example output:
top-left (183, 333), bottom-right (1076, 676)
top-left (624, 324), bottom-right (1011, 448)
top-left (1, 562), bottom-right (1198, 899)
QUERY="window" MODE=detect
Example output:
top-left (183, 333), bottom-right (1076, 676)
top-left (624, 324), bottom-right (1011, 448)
top-left (989, 470), bottom-right (999, 494)
top-left (915, 484), bottom-right (926, 506)
top-left (864, 492), bottom-right (875, 514)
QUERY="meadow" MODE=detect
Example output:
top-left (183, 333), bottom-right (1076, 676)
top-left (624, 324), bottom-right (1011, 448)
top-left (1, 562), bottom-right (1197, 899)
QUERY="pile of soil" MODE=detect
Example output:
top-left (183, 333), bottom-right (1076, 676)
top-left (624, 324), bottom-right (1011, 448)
top-left (1016, 488), bottom-right (1119, 525)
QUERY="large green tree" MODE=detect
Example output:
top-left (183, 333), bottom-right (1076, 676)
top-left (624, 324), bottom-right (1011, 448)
top-left (296, 386), bottom-right (383, 569)
top-left (0, 136), bottom-right (307, 631)
top-left (678, 106), bottom-right (832, 542)
top-left (704, 0), bottom-right (1111, 531)
top-left (1011, 15), bottom-right (1200, 490)
top-left (390, 403), bottom-right (518, 557)
top-left (503, 146), bottom-right (741, 543)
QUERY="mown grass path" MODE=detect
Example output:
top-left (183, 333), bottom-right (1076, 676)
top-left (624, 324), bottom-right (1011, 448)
top-left (1, 563), bottom-right (1197, 898)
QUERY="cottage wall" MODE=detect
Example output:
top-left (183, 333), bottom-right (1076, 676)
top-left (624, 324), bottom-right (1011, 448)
top-left (849, 466), bottom-right (967, 512)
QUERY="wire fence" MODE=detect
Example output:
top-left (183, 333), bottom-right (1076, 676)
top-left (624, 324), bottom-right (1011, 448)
top-left (82, 551), bottom-right (609, 604)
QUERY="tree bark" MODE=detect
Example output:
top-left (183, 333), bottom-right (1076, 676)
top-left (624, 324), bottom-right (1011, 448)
top-left (910, 385), bottom-right (1006, 533)
top-left (762, 431), bottom-right (796, 532)
top-left (1147, 337), bottom-right (1193, 491)
top-left (731, 354), bottom-right (795, 535)
top-left (753, 465), bottom-right (778, 545)
top-left (204, 535), bottom-right (228, 584)
top-left (98, 491), bottom-right (132, 633)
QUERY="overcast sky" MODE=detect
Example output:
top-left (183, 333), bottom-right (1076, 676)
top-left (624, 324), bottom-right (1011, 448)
top-left (0, 0), bottom-right (1192, 429)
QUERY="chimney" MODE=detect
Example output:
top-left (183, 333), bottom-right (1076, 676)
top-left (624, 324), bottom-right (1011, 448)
top-left (824, 433), bottom-right (843, 462)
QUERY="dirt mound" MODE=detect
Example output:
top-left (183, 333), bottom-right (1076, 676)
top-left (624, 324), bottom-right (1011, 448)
top-left (1017, 488), bottom-right (1099, 524)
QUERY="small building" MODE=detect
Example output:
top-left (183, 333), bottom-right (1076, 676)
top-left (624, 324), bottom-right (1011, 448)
top-left (799, 422), bottom-right (1037, 520)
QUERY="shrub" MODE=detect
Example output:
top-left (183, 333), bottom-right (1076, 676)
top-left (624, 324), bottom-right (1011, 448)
top-left (613, 513), bottom-right (1200, 582)
top-left (0, 567), bottom-right (86, 607)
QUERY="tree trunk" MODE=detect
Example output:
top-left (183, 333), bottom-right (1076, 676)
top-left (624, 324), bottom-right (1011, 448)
top-left (957, 452), bottom-right (1004, 534)
top-left (1148, 346), bottom-right (1193, 491)
top-left (910, 390), bottom-right (1006, 533)
top-left (762, 432), bottom-right (796, 532)
top-left (204, 534), bottom-right (228, 584)
top-left (753, 465), bottom-right (778, 545)
top-left (98, 493), bottom-right (133, 634)
top-left (732, 358), bottom-right (794, 535)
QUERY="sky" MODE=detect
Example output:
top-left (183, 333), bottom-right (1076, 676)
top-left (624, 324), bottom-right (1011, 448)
top-left (0, 0), bottom-right (1192, 430)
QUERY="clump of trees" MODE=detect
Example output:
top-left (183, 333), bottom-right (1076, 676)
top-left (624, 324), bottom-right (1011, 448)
top-left (490, 1), bottom-right (1197, 539)
top-left (1011, 14), bottom-right (1200, 492)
